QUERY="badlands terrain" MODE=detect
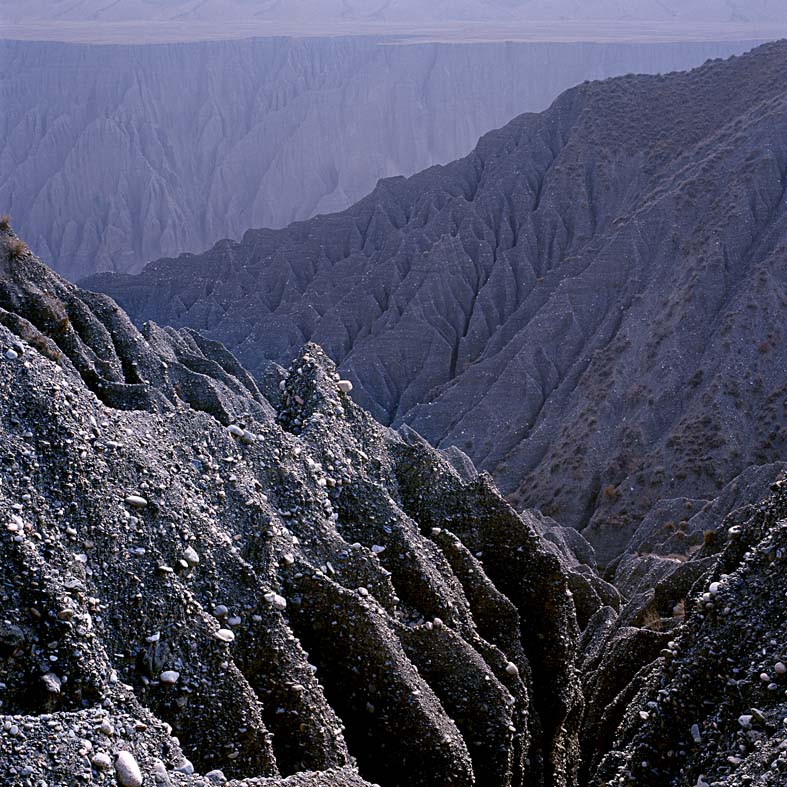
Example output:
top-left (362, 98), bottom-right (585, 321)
top-left (90, 41), bottom-right (787, 564)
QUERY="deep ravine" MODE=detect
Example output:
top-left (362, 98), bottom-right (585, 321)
top-left (2, 228), bottom-right (787, 786)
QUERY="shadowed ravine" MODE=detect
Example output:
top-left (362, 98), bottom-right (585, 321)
top-left (2, 36), bottom-right (787, 787)
top-left (2, 217), bottom-right (787, 786)
top-left (88, 40), bottom-right (787, 567)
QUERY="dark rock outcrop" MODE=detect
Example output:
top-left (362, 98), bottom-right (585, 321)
top-left (0, 230), bottom-right (582, 786)
top-left (86, 40), bottom-right (787, 565)
top-left (4, 228), bottom-right (787, 787)
top-left (592, 480), bottom-right (787, 786)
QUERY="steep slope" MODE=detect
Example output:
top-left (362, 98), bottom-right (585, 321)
top-left (0, 37), bottom-right (757, 281)
top-left (0, 228), bottom-right (584, 786)
top-left (591, 479), bottom-right (787, 787)
top-left (5, 233), bottom-right (787, 787)
top-left (88, 41), bottom-right (787, 563)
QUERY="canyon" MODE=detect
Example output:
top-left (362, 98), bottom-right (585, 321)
top-left (0, 37), bottom-right (760, 280)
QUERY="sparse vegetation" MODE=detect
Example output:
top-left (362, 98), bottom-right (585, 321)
top-left (6, 237), bottom-right (29, 261)
top-left (0, 214), bottom-right (10, 231)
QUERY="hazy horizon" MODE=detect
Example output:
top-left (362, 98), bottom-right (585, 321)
top-left (2, 1), bottom-right (787, 43)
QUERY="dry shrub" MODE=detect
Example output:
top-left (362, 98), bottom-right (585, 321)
top-left (6, 238), bottom-right (29, 260)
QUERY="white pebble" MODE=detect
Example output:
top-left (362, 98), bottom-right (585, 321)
top-left (124, 495), bottom-right (148, 509)
top-left (4, 349), bottom-right (18, 361)
top-left (265, 592), bottom-right (287, 610)
top-left (337, 380), bottom-right (353, 394)
top-left (175, 758), bottom-right (195, 775)
top-left (183, 546), bottom-right (200, 566)
top-left (213, 629), bottom-right (235, 643)
top-left (505, 662), bottom-right (519, 676)
top-left (228, 425), bottom-right (244, 438)
top-left (160, 670), bottom-right (180, 685)
top-left (115, 751), bottom-right (143, 787)
top-left (91, 752), bottom-right (112, 771)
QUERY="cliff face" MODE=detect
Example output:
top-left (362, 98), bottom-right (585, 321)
top-left (88, 41), bottom-right (787, 564)
top-left (3, 230), bottom-right (787, 787)
top-left (0, 37), bottom-right (759, 280)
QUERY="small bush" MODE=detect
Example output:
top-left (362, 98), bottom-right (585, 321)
top-left (6, 238), bottom-right (29, 261)
top-left (0, 214), bottom-right (10, 231)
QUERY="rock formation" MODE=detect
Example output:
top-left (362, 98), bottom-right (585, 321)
top-left (0, 36), bottom-right (758, 281)
top-left (88, 40), bottom-right (787, 565)
top-left (3, 225), bottom-right (787, 785)
top-left (0, 227), bottom-right (584, 786)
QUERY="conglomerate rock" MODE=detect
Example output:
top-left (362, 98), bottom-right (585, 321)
top-left (4, 212), bottom-right (787, 785)
top-left (0, 232), bottom-right (581, 786)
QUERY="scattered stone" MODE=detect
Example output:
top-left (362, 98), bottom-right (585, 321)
top-left (182, 546), bottom-right (200, 566)
top-left (174, 758), bottom-right (195, 775)
top-left (42, 673), bottom-right (62, 694)
top-left (91, 752), bottom-right (112, 771)
top-left (264, 592), bottom-right (287, 610)
top-left (115, 751), bottom-right (143, 787)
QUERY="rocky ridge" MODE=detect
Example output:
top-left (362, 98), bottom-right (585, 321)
top-left (1, 36), bottom-right (755, 281)
top-left (88, 40), bottom-right (787, 565)
top-left (5, 227), bottom-right (787, 785)
top-left (0, 228), bottom-right (585, 786)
